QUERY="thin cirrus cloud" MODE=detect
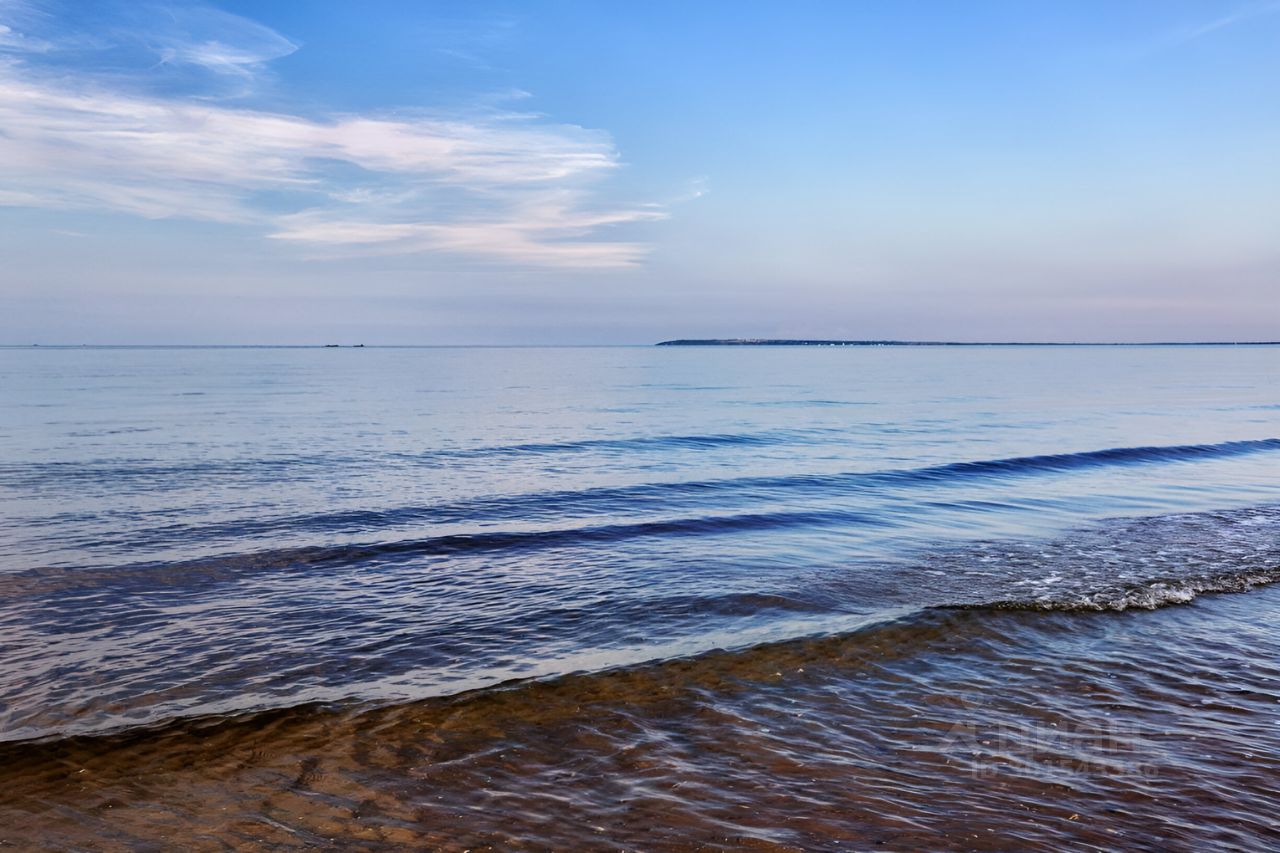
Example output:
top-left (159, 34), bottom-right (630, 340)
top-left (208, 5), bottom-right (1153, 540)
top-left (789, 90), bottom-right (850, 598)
top-left (0, 1), bottom-right (664, 268)
top-left (1156, 0), bottom-right (1280, 49)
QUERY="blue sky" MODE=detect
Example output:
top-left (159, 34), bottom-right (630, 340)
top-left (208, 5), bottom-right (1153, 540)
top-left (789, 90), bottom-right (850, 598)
top-left (0, 0), bottom-right (1277, 343)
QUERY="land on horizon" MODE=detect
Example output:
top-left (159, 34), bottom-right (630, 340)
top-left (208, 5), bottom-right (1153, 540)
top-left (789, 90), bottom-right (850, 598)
top-left (655, 339), bottom-right (1280, 347)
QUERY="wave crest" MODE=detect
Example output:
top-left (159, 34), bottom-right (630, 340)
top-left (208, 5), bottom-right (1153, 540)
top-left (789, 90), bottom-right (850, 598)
top-left (968, 568), bottom-right (1280, 612)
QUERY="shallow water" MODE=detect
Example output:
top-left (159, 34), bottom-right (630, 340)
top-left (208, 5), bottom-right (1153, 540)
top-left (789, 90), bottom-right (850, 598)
top-left (1, 345), bottom-right (1278, 849)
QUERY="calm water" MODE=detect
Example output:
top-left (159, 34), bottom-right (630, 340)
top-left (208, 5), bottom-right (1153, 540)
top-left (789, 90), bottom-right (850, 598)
top-left (1, 345), bottom-right (1278, 850)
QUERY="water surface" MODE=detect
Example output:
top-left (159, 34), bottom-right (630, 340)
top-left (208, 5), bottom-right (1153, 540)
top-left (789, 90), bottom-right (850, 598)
top-left (1, 345), bottom-right (1277, 849)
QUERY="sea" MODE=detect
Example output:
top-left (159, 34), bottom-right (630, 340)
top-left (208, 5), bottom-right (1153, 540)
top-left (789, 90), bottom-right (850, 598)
top-left (1, 344), bottom-right (1277, 850)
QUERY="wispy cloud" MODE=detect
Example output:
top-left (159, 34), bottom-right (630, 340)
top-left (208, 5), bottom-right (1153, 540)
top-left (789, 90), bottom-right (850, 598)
top-left (1160, 0), bottom-right (1280, 48)
top-left (148, 5), bottom-right (297, 79)
top-left (0, 2), bottom-right (663, 267)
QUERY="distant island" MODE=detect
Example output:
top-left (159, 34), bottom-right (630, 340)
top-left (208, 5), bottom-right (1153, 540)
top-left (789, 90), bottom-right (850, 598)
top-left (655, 339), bottom-right (1279, 347)
top-left (658, 339), bottom-right (936, 346)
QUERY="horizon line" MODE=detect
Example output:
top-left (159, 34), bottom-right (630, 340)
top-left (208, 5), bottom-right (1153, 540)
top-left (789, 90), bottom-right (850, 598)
top-left (4, 340), bottom-right (1280, 349)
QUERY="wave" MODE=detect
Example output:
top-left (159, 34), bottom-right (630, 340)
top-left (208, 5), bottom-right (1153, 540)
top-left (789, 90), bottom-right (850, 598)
top-left (0, 428), bottom-right (835, 492)
top-left (396, 428), bottom-right (835, 459)
top-left (11, 437), bottom-right (1277, 553)
top-left (883, 437), bottom-right (1280, 483)
top-left (0, 506), bottom-right (890, 595)
top-left (22, 495), bottom-right (1270, 596)
top-left (4, 436), bottom-right (1276, 499)
top-left (5, 563), bottom-right (1279, 752)
top-left (323, 437), bottom-right (1280, 533)
top-left (963, 567), bottom-right (1280, 612)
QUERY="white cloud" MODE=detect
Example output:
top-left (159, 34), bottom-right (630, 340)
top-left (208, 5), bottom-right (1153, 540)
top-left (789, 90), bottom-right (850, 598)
top-left (269, 190), bottom-right (664, 267)
top-left (0, 2), bottom-right (663, 268)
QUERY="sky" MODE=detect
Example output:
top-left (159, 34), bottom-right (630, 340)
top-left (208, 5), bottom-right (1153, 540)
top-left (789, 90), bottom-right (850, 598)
top-left (0, 0), bottom-right (1277, 344)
